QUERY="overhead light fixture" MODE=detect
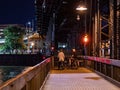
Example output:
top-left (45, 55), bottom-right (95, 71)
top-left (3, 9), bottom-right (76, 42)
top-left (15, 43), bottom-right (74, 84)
top-left (76, 6), bottom-right (87, 11)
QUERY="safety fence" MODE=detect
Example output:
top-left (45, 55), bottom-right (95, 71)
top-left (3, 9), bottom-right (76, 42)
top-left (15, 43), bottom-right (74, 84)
top-left (83, 56), bottom-right (120, 83)
top-left (0, 58), bottom-right (51, 90)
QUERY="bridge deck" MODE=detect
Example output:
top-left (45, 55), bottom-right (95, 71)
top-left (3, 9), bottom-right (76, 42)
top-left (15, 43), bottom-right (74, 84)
top-left (41, 68), bottom-right (120, 90)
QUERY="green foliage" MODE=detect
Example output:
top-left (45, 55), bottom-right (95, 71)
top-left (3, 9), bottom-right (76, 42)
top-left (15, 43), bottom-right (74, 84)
top-left (3, 25), bottom-right (26, 53)
top-left (0, 45), bottom-right (4, 52)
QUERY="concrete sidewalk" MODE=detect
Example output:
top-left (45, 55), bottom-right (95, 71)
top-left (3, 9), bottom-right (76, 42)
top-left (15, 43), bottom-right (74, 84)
top-left (42, 71), bottom-right (120, 90)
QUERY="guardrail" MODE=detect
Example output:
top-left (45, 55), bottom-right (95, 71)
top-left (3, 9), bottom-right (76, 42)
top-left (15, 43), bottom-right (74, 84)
top-left (83, 56), bottom-right (120, 83)
top-left (0, 58), bottom-right (51, 90)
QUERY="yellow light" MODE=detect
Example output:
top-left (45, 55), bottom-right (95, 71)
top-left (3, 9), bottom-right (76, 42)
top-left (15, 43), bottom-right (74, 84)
top-left (72, 48), bottom-right (76, 52)
top-left (83, 35), bottom-right (88, 43)
top-left (31, 42), bottom-right (34, 46)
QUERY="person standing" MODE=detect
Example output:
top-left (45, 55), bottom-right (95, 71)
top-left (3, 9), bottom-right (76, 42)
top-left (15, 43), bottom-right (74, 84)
top-left (57, 49), bottom-right (65, 70)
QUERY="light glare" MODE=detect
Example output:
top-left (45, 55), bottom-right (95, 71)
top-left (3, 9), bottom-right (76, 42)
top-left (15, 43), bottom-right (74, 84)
top-left (76, 6), bottom-right (87, 11)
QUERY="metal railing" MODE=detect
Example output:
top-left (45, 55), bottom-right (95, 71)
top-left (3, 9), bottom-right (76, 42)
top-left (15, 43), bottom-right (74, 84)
top-left (0, 58), bottom-right (51, 90)
top-left (83, 56), bottom-right (120, 83)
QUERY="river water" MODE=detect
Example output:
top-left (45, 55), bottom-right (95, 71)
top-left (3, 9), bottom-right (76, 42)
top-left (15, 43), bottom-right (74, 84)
top-left (0, 66), bottom-right (30, 85)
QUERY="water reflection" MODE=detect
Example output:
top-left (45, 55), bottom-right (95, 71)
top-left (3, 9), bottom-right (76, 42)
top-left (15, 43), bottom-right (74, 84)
top-left (0, 66), bottom-right (30, 85)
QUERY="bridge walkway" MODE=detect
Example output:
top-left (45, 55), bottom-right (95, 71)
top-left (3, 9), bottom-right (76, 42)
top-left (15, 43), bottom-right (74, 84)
top-left (41, 67), bottom-right (120, 90)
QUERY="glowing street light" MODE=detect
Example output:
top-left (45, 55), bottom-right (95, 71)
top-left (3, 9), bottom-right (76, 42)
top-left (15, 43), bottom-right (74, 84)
top-left (31, 42), bottom-right (35, 46)
top-left (83, 35), bottom-right (88, 43)
top-left (76, 5), bottom-right (87, 32)
top-left (76, 3), bottom-right (88, 56)
top-left (76, 6), bottom-right (87, 11)
top-left (72, 48), bottom-right (76, 52)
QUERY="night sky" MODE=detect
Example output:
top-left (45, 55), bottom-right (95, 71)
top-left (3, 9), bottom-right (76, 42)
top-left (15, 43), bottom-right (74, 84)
top-left (0, 0), bottom-right (35, 25)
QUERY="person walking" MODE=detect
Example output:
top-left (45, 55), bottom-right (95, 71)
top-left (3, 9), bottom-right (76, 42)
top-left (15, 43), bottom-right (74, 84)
top-left (57, 49), bottom-right (65, 70)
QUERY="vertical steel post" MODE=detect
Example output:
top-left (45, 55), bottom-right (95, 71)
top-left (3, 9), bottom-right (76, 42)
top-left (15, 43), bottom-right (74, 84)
top-left (52, 12), bottom-right (55, 42)
top-left (113, 0), bottom-right (117, 59)
top-left (116, 1), bottom-right (120, 59)
top-left (84, 0), bottom-right (87, 56)
top-left (109, 0), bottom-right (114, 58)
top-left (97, 0), bottom-right (101, 57)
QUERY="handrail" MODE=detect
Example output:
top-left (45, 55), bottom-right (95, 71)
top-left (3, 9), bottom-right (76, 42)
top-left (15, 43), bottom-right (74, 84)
top-left (0, 58), bottom-right (51, 90)
top-left (82, 56), bottom-right (120, 83)
top-left (84, 56), bottom-right (120, 67)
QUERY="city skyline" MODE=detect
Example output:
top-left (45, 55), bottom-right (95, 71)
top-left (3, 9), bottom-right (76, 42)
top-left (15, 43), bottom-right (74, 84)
top-left (0, 0), bottom-right (35, 25)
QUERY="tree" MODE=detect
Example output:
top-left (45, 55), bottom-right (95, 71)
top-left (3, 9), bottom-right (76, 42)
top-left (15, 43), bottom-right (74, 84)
top-left (3, 25), bottom-right (26, 53)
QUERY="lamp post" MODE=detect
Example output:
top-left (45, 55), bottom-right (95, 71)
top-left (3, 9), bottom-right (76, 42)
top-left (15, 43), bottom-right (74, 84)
top-left (76, 2), bottom-right (88, 56)
top-left (76, 5), bottom-right (87, 34)
top-left (83, 34), bottom-right (88, 55)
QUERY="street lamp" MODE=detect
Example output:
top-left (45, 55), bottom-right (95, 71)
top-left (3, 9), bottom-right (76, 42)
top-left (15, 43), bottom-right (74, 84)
top-left (76, 5), bottom-right (87, 33)
top-left (76, 3), bottom-right (88, 56)
top-left (76, 6), bottom-right (87, 11)
top-left (84, 34), bottom-right (88, 55)
top-left (83, 35), bottom-right (88, 43)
